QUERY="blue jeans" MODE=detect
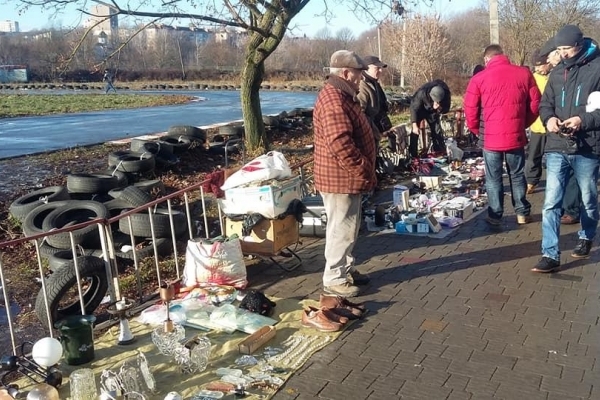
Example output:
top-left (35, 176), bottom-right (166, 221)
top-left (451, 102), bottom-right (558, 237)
top-left (542, 152), bottom-right (600, 260)
top-left (483, 148), bottom-right (531, 220)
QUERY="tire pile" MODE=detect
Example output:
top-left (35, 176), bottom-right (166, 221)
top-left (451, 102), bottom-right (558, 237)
top-left (8, 124), bottom-right (214, 328)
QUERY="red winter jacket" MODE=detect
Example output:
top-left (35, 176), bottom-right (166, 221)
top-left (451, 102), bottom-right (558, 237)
top-left (464, 55), bottom-right (541, 151)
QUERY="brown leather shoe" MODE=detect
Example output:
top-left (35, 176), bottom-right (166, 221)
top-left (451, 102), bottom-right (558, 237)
top-left (301, 308), bottom-right (342, 332)
top-left (320, 294), bottom-right (366, 319)
top-left (561, 215), bottom-right (579, 225)
top-left (306, 306), bottom-right (348, 325)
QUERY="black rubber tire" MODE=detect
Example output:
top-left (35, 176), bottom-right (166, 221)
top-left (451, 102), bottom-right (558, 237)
top-left (47, 250), bottom-right (99, 272)
top-left (67, 173), bottom-right (120, 194)
top-left (9, 186), bottom-right (70, 222)
top-left (22, 200), bottom-right (71, 237)
top-left (131, 138), bottom-right (175, 155)
top-left (167, 125), bottom-right (207, 141)
top-left (114, 237), bottom-right (173, 260)
top-left (35, 256), bottom-right (109, 328)
top-left (42, 200), bottom-right (109, 249)
top-left (107, 151), bottom-right (156, 173)
top-left (101, 168), bottom-right (130, 188)
top-left (109, 186), bottom-right (152, 207)
top-left (218, 124), bottom-right (244, 138)
top-left (118, 209), bottom-right (187, 238)
top-left (159, 136), bottom-right (192, 154)
top-left (103, 198), bottom-right (132, 218)
top-left (133, 179), bottom-right (166, 197)
top-left (263, 115), bottom-right (280, 127)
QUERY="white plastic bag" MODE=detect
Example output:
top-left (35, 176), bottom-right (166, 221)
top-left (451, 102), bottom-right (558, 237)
top-left (183, 237), bottom-right (247, 289)
top-left (445, 138), bottom-right (464, 161)
top-left (221, 151), bottom-right (292, 190)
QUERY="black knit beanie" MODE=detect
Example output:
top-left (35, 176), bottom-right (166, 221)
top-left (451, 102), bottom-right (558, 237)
top-left (554, 25), bottom-right (583, 47)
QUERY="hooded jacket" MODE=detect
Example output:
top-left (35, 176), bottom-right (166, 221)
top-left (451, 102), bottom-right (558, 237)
top-left (464, 54), bottom-right (541, 151)
top-left (539, 38), bottom-right (600, 154)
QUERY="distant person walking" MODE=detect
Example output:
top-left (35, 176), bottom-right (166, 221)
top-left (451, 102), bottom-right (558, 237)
top-left (103, 70), bottom-right (116, 94)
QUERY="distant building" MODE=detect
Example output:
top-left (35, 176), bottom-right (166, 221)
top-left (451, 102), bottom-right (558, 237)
top-left (0, 20), bottom-right (19, 33)
top-left (142, 23), bottom-right (211, 47)
top-left (83, 4), bottom-right (118, 38)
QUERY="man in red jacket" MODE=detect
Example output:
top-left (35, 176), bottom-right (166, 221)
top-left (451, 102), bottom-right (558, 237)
top-left (313, 50), bottom-right (377, 297)
top-left (464, 44), bottom-right (541, 226)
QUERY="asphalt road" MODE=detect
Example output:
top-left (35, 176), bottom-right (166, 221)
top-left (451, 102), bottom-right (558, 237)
top-left (0, 90), bottom-right (317, 159)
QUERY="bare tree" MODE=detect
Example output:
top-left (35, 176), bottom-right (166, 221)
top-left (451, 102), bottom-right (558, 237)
top-left (386, 13), bottom-right (453, 87)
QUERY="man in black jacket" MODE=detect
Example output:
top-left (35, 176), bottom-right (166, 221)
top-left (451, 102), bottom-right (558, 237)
top-left (409, 79), bottom-right (451, 156)
top-left (534, 25), bottom-right (600, 273)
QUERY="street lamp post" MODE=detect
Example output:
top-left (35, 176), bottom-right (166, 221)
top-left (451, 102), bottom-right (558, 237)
top-left (489, 0), bottom-right (499, 43)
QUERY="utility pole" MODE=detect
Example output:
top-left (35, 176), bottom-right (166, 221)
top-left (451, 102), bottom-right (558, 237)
top-left (489, 0), bottom-right (499, 44)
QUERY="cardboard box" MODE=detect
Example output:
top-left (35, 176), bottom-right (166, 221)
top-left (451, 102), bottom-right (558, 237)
top-left (238, 326), bottom-right (276, 354)
top-left (420, 176), bottom-right (442, 189)
top-left (299, 195), bottom-right (326, 237)
top-left (225, 214), bottom-right (299, 255)
top-left (219, 176), bottom-right (301, 219)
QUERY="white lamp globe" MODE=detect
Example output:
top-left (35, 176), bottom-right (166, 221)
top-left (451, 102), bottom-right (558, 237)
top-left (31, 338), bottom-right (63, 368)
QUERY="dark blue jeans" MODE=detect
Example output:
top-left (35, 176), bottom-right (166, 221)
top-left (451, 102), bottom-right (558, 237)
top-left (483, 148), bottom-right (531, 220)
top-left (542, 153), bottom-right (599, 260)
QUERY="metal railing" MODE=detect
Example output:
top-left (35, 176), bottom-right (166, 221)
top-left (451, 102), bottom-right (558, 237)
top-left (0, 159), bottom-right (314, 356)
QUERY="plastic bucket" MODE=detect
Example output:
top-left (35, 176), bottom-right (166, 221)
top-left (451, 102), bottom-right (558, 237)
top-left (54, 315), bottom-right (96, 365)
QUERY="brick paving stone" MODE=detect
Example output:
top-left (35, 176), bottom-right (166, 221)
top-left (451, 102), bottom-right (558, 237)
top-left (513, 358), bottom-right (563, 378)
top-left (541, 376), bottom-right (593, 398)
top-left (399, 380), bottom-right (452, 399)
top-left (279, 375), bottom-right (328, 398)
top-left (465, 377), bottom-right (500, 397)
top-left (494, 383), bottom-right (548, 400)
top-left (319, 381), bottom-right (373, 400)
top-left (469, 349), bottom-right (517, 369)
top-left (447, 360), bottom-right (496, 380)
top-left (491, 367), bottom-right (542, 390)
top-left (443, 373), bottom-right (470, 391)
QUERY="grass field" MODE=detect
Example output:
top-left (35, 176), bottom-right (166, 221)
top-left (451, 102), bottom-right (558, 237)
top-left (0, 93), bottom-right (195, 119)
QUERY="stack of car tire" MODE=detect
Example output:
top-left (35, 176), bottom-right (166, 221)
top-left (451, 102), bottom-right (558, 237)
top-left (7, 125), bottom-right (208, 328)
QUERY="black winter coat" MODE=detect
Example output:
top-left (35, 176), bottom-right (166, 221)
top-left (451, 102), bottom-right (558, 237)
top-left (409, 79), bottom-right (451, 124)
top-left (540, 38), bottom-right (600, 154)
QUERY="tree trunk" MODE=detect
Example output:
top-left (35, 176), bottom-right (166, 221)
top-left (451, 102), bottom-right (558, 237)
top-left (240, 50), bottom-right (267, 152)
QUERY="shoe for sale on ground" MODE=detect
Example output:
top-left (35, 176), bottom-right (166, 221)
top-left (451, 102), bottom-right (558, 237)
top-left (531, 257), bottom-right (560, 273)
top-left (560, 215), bottom-right (579, 225)
top-left (526, 183), bottom-right (537, 194)
top-left (301, 307), bottom-right (342, 332)
top-left (517, 215), bottom-right (532, 225)
top-left (571, 239), bottom-right (592, 259)
top-left (319, 294), bottom-right (366, 319)
top-left (323, 281), bottom-right (360, 298)
top-left (347, 270), bottom-right (370, 285)
top-left (485, 216), bottom-right (501, 226)
top-left (306, 305), bottom-right (348, 325)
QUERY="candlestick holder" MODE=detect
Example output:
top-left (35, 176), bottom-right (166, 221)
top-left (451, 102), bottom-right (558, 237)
top-left (107, 297), bottom-right (135, 345)
top-left (159, 281), bottom-right (175, 333)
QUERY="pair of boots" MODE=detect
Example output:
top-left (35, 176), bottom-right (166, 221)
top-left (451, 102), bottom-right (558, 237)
top-left (301, 294), bottom-right (367, 332)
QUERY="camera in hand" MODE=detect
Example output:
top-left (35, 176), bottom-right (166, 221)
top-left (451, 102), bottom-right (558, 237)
top-left (558, 125), bottom-right (578, 152)
top-left (558, 125), bottom-right (574, 138)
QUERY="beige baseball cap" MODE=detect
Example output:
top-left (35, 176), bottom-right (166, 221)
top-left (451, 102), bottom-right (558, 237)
top-left (329, 50), bottom-right (368, 70)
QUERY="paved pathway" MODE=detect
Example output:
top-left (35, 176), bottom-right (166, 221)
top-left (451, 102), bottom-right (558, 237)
top-left (250, 187), bottom-right (599, 400)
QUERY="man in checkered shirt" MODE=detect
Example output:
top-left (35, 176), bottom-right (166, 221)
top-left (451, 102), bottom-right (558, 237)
top-left (313, 50), bottom-right (377, 297)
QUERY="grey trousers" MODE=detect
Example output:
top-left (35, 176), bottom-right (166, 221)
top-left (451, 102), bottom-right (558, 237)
top-left (321, 192), bottom-right (362, 286)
